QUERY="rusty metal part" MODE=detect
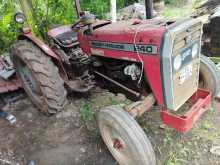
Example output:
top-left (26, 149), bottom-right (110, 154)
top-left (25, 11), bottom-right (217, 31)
top-left (65, 79), bottom-right (94, 93)
top-left (0, 57), bottom-right (22, 93)
top-left (113, 138), bottom-right (123, 150)
top-left (94, 71), bottom-right (140, 97)
top-left (0, 78), bottom-right (22, 94)
top-left (65, 71), bottom-right (95, 93)
top-left (125, 93), bottom-right (156, 117)
top-left (0, 55), bottom-right (15, 79)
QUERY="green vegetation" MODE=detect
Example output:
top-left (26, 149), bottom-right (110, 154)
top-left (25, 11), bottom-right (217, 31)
top-left (163, 5), bottom-right (193, 18)
top-left (0, 0), bottom-right (20, 53)
top-left (163, 0), bottom-right (205, 18)
top-left (0, 0), bottom-right (137, 53)
top-left (0, 0), bottom-right (205, 53)
top-left (80, 102), bottom-right (95, 122)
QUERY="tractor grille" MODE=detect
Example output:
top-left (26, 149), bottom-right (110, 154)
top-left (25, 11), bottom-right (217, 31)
top-left (172, 22), bottom-right (202, 110)
top-left (162, 19), bottom-right (203, 111)
top-left (173, 23), bottom-right (202, 54)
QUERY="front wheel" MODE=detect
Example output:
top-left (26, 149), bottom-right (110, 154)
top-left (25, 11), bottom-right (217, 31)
top-left (11, 40), bottom-right (67, 115)
top-left (199, 55), bottom-right (220, 97)
top-left (97, 106), bottom-right (156, 165)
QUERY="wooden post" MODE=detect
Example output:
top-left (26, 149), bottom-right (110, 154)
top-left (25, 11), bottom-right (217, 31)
top-left (18, 0), bottom-right (33, 29)
top-left (111, 0), bottom-right (117, 22)
top-left (74, 0), bottom-right (81, 18)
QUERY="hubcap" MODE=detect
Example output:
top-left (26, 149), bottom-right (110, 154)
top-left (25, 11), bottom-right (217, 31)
top-left (103, 124), bottom-right (135, 164)
top-left (113, 138), bottom-right (123, 150)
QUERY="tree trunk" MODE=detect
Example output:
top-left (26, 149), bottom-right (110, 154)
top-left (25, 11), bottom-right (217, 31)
top-left (18, 0), bottom-right (34, 29)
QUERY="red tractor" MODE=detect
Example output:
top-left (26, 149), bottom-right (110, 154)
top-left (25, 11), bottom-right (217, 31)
top-left (10, 1), bottom-right (219, 164)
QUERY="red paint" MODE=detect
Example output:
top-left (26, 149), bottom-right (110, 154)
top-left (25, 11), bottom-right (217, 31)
top-left (18, 33), bottom-right (60, 60)
top-left (160, 89), bottom-right (211, 133)
top-left (47, 25), bottom-right (73, 38)
top-left (0, 78), bottom-right (22, 93)
top-left (78, 19), bottom-right (166, 105)
top-left (18, 33), bottom-right (68, 81)
top-left (113, 138), bottom-right (123, 150)
top-left (78, 19), bottom-right (212, 133)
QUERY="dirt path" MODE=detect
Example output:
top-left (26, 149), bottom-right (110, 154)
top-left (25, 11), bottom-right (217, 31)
top-left (0, 89), bottom-right (220, 165)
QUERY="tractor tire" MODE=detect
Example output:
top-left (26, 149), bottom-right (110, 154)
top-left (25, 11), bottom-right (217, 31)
top-left (97, 106), bottom-right (156, 165)
top-left (11, 40), bottom-right (67, 115)
top-left (199, 55), bottom-right (220, 97)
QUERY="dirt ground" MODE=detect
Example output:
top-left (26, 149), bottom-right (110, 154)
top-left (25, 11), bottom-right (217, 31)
top-left (0, 88), bottom-right (220, 165)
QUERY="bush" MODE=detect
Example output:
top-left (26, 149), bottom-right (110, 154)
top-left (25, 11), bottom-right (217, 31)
top-left (0, 1), bottom-right (20, 53)
top-left (0, 0), bottom-right (138, 53)
top-left (164, 0), bottom-right (184, 5)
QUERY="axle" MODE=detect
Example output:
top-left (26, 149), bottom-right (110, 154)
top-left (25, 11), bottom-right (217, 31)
top-left (125, 93), bottom-right (156, 117)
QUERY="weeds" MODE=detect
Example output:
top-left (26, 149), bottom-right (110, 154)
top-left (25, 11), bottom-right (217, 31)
top-left (80, 102), bottom-right (99, 138)
top-left (165, 151), bottom-right (185, 165)
top-left (80, 102), bottom-right (95, 122)
top-left (163, 130), bottom-right (172, 146)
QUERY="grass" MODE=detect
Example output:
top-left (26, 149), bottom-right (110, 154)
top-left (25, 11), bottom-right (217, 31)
top-left (162, 0), bottom-right (206, 19)
top-left (80, 102), bottom-right (95, 122)
top-left (163, 5), bottom-right (193, 18)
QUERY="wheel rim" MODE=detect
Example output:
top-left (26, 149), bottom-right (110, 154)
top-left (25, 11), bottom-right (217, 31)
top-left (15, 57), bottom-right (42, 102)
top-left (102, 124), bottom-right (136, 165)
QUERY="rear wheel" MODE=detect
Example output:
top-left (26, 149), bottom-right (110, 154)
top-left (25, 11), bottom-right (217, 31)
top-left (199, 55), bottom-right (220, 97)
top-left (11, 40), bottom-right (67, 115)
top-left (97, 106), bottom-right (156, 165)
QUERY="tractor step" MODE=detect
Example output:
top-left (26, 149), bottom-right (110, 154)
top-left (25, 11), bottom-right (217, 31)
top-left (160, 89), bottom-right (211, 133)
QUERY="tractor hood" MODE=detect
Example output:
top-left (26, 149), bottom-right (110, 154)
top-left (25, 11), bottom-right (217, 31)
top-left (78, 19), bottom-right (170, 56)
top-left (92, 19), bottom-right (167, 37)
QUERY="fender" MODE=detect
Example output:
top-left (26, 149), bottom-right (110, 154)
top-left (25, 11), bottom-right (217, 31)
top-left (18, 32), bottom-right (60, 60)
top-left (18, 32), bottom-right (68, 80)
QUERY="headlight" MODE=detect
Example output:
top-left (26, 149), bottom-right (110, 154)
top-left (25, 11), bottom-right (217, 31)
top-left (192, 43), bottom-right (199, 58)
top-left (14, 12), bottom-right (26, 24)
top-left (173, 55), bottom-right (182, 71)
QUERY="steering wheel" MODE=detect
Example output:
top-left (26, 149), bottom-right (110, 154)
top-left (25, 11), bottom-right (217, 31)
top-left (71, 19), bottom-right (83, 29)
top-left (72, 11), bottom-right (96, 30)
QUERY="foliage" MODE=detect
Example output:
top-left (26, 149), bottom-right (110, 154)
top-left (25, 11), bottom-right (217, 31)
top-left (0, 0), bottom-right (203, 54)
top-left (0, 0), bottom-right (138, 53)
top-left (81, 0), bottom-right (137, 18)
top-left (0, 0), bottom-right (20, 53)
top-left (29, 0), bottom-right (77, 40)
top-left (164, 0), bottom-right (204, 6)
top-left (80, 102), bottom-right (95, 122)
top-left (163, 5), bottom-right (193, 18)
top-left (162, 0), bottom-right (204, 18)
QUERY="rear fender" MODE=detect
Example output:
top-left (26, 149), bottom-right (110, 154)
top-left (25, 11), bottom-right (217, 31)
top-left (18, 33), bottom-right (68, 81)
top-left (18, 33), bottom-right (60, 60)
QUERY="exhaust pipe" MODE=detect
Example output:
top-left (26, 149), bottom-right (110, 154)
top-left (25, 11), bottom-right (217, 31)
top-left (145, 0), bottom-right (154, 19)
